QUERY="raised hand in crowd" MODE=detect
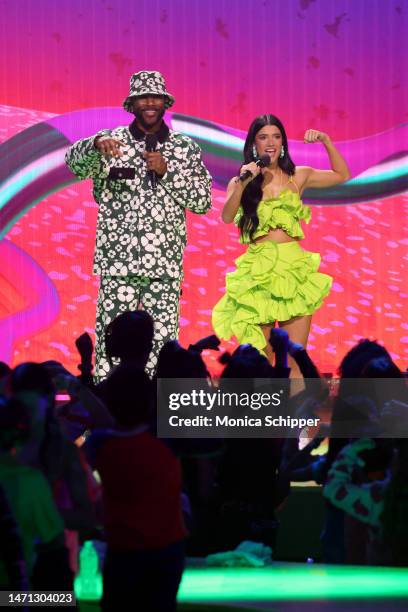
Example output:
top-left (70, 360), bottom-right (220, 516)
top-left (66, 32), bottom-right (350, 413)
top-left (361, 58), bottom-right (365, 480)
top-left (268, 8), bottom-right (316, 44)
top-left (43, 361), bottom-right (114, 432)
top-left (269, 328), bottom-right (290, 372)
top-left (75, 332), bottom-right (94, 385)
top-left (189, 334), bottom-right (221, 353)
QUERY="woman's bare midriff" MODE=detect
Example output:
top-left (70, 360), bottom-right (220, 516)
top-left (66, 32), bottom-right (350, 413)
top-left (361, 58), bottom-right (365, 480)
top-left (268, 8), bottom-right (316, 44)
top-left (254, 228), bottom-right (297, 244)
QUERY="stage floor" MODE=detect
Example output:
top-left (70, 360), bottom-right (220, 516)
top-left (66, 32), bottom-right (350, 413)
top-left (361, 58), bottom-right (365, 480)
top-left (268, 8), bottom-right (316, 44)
top-left (78, 561), bottom-right (408, 611)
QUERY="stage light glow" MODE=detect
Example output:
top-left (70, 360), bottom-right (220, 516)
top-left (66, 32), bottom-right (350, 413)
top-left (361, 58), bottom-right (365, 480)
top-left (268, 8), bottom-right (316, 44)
top-left (0, 149), bottom-right (66, 210)
top-left (171, 118), bottom-right (244, 151)
top-left (74, 563), bottom-right (408, 603)
top-left (177, 564), bottom-right (408, 602)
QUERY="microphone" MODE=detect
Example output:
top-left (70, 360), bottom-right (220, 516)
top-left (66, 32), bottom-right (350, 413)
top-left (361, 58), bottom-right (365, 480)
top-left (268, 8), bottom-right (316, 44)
top-left (239, 154), bottom-right (271, 182)
top-left (145, 134), bottom-right (158, 189)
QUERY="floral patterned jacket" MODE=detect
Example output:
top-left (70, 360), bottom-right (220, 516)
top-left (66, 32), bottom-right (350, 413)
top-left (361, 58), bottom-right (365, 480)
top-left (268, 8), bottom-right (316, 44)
top-left (323, 439), bottom-right (389, 527)
top-left (65, 121), bottom-right (212, 279)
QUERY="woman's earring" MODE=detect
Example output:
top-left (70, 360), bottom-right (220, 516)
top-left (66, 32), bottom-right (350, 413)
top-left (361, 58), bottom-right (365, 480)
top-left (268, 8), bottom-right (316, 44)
top-left (280, 146), bottom-right (285, 159)
top-left (252, 145), bottom-right (258, 159)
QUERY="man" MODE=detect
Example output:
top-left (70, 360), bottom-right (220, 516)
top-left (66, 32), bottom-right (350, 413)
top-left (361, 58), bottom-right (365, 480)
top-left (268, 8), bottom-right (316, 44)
top-left (65, 71), bottom-right (212, 380)
top-left (84, 365), bottom-right (186, 611)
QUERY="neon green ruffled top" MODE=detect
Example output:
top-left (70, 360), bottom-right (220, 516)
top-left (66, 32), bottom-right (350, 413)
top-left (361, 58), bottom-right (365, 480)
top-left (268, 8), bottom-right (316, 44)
top-left (234, 189), bottom-right (311, 244)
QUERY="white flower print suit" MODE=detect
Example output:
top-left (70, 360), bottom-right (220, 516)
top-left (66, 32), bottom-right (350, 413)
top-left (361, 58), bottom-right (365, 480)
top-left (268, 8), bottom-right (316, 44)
top-left (65, 120), bottom-right (212, 379)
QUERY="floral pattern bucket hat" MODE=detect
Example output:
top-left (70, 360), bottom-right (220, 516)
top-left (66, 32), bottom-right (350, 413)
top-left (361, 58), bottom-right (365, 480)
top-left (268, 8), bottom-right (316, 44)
top-left (123, 70), bottom-right (175, 112)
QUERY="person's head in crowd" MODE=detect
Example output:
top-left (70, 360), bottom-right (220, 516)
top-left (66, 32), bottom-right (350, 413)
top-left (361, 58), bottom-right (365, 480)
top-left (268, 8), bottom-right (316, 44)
top-left (362, 356), bottom-right (407, 420)
top-left (11, 362), bottom-right (56, 428)
top-left (11, 362), bottom-right (55, 397)
top-left (219, 344), bottom-right (275, 401)
top-left (156, 340), bottom-right (209, 379)
top-left (103, 364), bottom-right (153, 428)
top-left (220, 344), bottom-right (275, 379)
top-left (0, 362), bottom-right (11, 397)
top-left (381, 438), bottom-right (408, 566)
top-left (10, 362), bottom-right (62, 475)
top-left (336, 342), bottom-right (406, 419)
top-left (333, 340), bottom-right (397, 426)
top-left (0, 396), bottom-right (30, 453)
top-left (361, 356), bottom-right (402, 378)
top-left (105, 310), bottom-right (154, 369)
top-left (338, 339), bottom-right (392, 378)
top-left (327, 340), bottom-right (397, 474)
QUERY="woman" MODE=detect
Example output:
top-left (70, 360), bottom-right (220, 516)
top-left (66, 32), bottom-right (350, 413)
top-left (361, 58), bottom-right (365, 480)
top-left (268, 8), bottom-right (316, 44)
top-left (11, 363), bottom-right (95, 576)
top-left (212, 114), bottom-right (350, 376)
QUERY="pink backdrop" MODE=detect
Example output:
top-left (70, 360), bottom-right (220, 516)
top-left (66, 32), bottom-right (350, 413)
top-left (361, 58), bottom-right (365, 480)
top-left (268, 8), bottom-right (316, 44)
top-left (0, 0), bottom-right (407, 374)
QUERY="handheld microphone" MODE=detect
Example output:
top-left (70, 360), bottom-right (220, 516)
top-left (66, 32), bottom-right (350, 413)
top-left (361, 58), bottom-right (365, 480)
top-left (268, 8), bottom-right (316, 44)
top-left (145, 134), bottom-right (158, 190)
top-left (239, 154), bottom-right (271, 182)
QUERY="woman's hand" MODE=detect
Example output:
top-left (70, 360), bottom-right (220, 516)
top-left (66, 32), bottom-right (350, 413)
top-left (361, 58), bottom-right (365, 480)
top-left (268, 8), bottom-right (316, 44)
top-left (222, 162), bottom-right (260, 224)
top-left (238, 161), bottom-right (261, 184)
top-left (298, 129), bottom-right (350, 188)
top-left (303, 129), bottom-right (330, 145)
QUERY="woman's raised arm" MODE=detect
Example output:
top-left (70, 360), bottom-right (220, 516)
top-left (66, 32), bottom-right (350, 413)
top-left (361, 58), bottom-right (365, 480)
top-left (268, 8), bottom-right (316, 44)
top-left (297, 130), bottom-right (350, 191)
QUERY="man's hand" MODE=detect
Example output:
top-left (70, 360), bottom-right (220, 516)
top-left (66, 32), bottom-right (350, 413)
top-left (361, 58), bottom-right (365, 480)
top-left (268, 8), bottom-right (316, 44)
top-left (94, 136), bottom-right (123, 157)
top-left (143, 151), bottom-right (167, 177)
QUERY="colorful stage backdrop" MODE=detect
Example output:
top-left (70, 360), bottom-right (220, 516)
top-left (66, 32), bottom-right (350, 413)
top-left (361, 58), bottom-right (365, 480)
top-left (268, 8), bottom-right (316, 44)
top-left (0, 0), bottom-right (407, 374)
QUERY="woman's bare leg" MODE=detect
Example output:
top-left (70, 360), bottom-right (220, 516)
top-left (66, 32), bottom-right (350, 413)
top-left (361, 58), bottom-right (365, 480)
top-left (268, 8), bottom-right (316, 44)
top-left (261, 323), bottom-right (275, 365)
top-left (278, 315), bottom-right (312, 378)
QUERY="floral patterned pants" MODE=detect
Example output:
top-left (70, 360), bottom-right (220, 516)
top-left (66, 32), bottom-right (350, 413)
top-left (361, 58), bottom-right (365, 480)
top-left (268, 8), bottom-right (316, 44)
top-left (94, 275), bottom-right (181, 381)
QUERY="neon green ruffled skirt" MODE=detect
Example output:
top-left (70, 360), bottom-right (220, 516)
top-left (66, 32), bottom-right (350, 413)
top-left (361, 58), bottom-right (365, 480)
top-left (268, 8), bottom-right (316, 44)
top-left (212, 240), bottom-right (332, 352)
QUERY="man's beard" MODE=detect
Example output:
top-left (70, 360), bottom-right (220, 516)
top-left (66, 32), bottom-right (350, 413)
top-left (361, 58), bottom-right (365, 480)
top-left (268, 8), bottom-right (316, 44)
top-left (133, 108), bottom-right (165, 130)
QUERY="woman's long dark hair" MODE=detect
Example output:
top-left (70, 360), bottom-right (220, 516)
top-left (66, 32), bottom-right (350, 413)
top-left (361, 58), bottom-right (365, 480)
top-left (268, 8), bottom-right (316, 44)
top-left (239, 114), bottom-right (296, 242)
